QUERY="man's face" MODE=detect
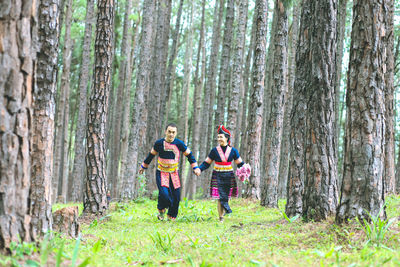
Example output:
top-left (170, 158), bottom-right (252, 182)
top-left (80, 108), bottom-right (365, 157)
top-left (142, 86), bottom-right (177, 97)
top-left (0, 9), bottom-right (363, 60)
top-left (165, 126), bottom-right (177, 142)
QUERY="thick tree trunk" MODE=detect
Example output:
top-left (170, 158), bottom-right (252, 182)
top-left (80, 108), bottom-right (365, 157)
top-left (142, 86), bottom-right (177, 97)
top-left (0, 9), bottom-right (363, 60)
top-left (336, 0), bottom-right (387, 223)
top-left (84, 0), bottom-right (115, 214)
top-left (163, 0), bottom-right (184, 128)
top-left (228, 0), bottom-right (248, 145)
top-left (215, 0), bottom-right (235, 126)
top-left (30, 0), bottom-right (60, 239)
top-left (302, 0), bottom-right (338, 221)
top-left (70, 0), bottom-right (95, 203)
top-left (244, 0), bottom-right (268, 200)
top-left (383, 0), bottom-right (395, 195)
top-left (277, 1), bottom-right (300, 200)
top-left (261, 0), bottom-right (288, 208)
top-left (108, 0), bottom-right (133, 199)
top-left (121, 0), bottom-right (155, 200)
top-left (0, 0), bottom-right (36, 247)
top-left (285, 0), bottom-right (311, 218)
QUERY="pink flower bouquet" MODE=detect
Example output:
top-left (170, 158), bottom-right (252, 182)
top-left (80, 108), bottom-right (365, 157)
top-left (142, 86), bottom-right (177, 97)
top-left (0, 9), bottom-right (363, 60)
top-left (236, 163), bottom-right (251, 182)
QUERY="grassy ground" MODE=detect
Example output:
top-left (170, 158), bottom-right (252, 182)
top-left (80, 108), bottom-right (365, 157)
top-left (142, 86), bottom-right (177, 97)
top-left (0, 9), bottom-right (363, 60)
top-left (1, 195), bottom-right (400, 266)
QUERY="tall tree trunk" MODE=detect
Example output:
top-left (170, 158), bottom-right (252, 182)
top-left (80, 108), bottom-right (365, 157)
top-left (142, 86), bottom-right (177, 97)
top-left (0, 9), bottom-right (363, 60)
top-left (84, 0), bottom-right (115, 214)
top-left (244, 0), bottom-right (268, 200)
top-left (146, 0), bottom-right (172, 195)
top-left (119, 17), bottom-right (140, 198)
top-left (215, 0), bottom-right (235, 126)
top-left (228, 0), bottom-right (248, 145)
top-left (336, 0), bottom-right (387, 223)
top-left (277, 1), bottom-right (300, 199)
top-left (260, 0), bottom-right (288, 208)
top-left (121, 0), bottom-right (156, 200)
top-left (239, 9), bottom-right (257, 157)
top-left (285, 0), bottom-right (310, 218)
top-left (0, 0), bottom-right (36, 247)
top-left (163, 0), bottom-right (184, 128)
top-left (181, 2), bottom-right (196, 199)
top-left (383, 0), bottom-right (395, 195)
top-left (53, 0), bottom-right (73, 203)
top-left (395, 37), bottom-right (400, 194)
top-left (302, 0), bottom-right (338, 221)
top-left (200, 0), bottom-right (225, 195)
top-left (30, 0), bottom-right (60, 239)
top-left (108, 0), bottom-right (133, 199)
top-left (335, 0), bottom-right (348, 189)
top-left (189, 0), bottom-right (206, 198)
top-left (70, 0), bottom-right (95, 203)
top-left (181, 2), bottom-right (195, 199)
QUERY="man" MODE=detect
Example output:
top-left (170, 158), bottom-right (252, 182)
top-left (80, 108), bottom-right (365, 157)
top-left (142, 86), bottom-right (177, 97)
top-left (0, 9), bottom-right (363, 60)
top-left (139, 123), bottom-right (201, 221)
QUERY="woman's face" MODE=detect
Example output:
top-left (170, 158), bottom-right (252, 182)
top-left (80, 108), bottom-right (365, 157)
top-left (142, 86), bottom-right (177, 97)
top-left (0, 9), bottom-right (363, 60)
top-left (217, 134), bottom-right (228, 146)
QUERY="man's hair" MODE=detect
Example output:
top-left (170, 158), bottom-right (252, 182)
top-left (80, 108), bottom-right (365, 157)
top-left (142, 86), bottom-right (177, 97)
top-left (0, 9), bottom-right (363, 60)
top-left (165, 123), bottom-right (178, 130)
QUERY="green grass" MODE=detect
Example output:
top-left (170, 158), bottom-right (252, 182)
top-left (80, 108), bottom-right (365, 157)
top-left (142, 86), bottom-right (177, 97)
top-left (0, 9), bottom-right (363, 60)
top-left (2, 196), bottom-right (400, 266)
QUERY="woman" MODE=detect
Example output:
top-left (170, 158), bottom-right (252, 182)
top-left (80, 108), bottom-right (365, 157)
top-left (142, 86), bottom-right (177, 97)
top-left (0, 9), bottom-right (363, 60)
top-left (199, 125), bottom-right (250, 222)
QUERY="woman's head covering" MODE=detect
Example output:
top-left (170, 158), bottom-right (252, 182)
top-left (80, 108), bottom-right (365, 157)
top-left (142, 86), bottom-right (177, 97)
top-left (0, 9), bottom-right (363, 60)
top-left (217, 125), bottom-right (231, 145)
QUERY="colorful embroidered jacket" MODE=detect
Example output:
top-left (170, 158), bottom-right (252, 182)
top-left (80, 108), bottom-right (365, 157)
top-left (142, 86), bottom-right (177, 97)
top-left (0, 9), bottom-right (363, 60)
top-left (142, 138), bottom-right (198, 189)
top-left (199, 145), bottom-right (244, 172)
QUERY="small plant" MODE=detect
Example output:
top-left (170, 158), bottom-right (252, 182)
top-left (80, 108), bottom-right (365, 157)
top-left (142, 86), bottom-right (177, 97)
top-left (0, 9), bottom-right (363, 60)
top-left (150, 231), bottom-right (176, 252)
top-left (281, 209), bottom-right (300, 223)
top-left (356, 208), bottom-right (395, 247)
top-left (136, 174), bottom-right (147, 198)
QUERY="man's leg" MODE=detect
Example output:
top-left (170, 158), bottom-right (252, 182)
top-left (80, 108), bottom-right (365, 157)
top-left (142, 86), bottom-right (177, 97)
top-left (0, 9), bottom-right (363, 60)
top-left (156, 171), bottom-right (172, 218)
top-left (167, 182), bottom-right (181, 220)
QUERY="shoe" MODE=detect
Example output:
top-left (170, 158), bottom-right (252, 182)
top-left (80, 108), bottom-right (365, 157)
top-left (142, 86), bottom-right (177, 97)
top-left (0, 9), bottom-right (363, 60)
top-left (219, 216), bottom-right (224, 222)
top-left (157, 209), bottom-right (166, 221)
top-left (167, 215), bottom-right (176, 221)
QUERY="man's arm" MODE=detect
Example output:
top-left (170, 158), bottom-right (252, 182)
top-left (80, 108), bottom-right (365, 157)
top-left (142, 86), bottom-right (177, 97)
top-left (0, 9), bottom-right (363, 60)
top-left (139, 147), bottom-right (158, 174)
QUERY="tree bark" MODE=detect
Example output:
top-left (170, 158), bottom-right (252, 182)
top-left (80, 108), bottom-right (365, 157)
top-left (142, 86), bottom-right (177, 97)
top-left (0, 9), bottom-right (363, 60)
top-left (335, 0), bottom-right (348, 189)
top-left (108, 0), bottom-right (133, 199)
top-left (121, 0), bottom-right (156, 200)
top-left (0, 0), bottom-right (36, 247)
top-left (277, 1), bottom-right (300, 200)
top-left (189, 0), bottom-right (207, 199)
top-left (30, 0), bottom-right (60, 240)
top-left (302, 0), bottom-right (338, 221)
top-left (239, 9), bottom-right (257, 157)
top-left (260, 0), bottom-right (288, 208)
top-left (146, 0), bottom-right (172, 195)
top-left (84, 0), bottom-right (115, 214)
top-left (244, 0), bottom-right (268, 200)
top-left (228, 0), bottom-right (248, 145)
top-left (285, 0), bottom-right (310, 218)
top-left (383, 0), bottom-right (395, 195)
top-left (336, 0), bottom-right (387, 223)
top-left (70, 0), bottom-right (95, 203)
top-left (215, 0), bottom-right (235, 126)
top-left (200, 0), bottom-right (225, 196)
top-left (53, 0), bottom-right (73, 204)
top-left (163, 0), bottom-right (184, 129)
top-left (119, 16), bottom-right (140, 199)
top-left (181, 2), bottom-right (195, 199)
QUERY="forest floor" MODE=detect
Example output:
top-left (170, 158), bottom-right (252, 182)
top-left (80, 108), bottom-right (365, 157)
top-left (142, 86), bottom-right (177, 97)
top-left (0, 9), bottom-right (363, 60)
top-left (1, 195), bottom-right (400, 266)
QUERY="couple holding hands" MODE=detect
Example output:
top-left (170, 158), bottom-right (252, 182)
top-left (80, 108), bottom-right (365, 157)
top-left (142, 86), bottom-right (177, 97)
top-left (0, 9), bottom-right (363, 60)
top-left (139, 123), bottom-right (251, 222)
